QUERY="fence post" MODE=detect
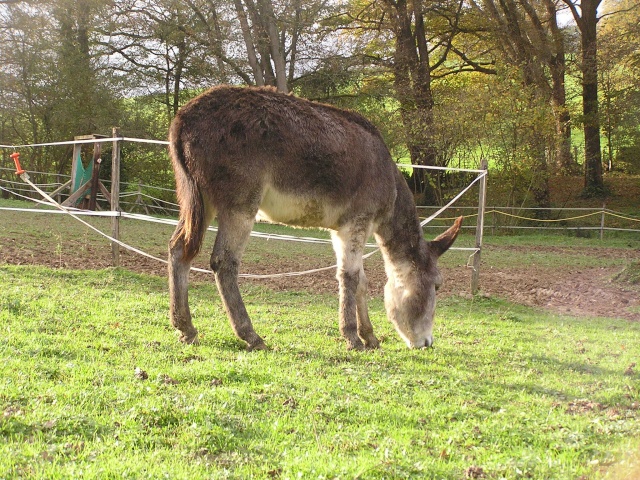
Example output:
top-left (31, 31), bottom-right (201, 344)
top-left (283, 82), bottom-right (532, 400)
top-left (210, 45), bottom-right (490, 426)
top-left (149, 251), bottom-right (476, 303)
top-left (471, 158), bottom-right (488, 295)
top-left (87, 139), bottom-right (103, 211)
top-left (491, 208), bottom-right (496, 235)
top-left (600, 202), bottom-right (606, 240)
top-left (111, 127), bottom-right (121, 267)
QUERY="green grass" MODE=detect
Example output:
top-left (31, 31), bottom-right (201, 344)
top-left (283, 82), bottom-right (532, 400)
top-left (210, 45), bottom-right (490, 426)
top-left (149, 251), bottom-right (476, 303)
top-left (1, 266), bottom-right (639, 479)
top-left (613, 261), bottom-right (640, 285)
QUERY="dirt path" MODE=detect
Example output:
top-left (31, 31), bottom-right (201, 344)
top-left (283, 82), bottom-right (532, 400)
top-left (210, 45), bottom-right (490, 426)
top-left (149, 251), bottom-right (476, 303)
top-left (2, 237), bottom-right (639, 321)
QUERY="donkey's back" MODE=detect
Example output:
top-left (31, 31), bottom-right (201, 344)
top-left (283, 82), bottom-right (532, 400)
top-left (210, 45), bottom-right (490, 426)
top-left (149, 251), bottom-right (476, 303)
top-left (169, 86), bottom-right (397, 251)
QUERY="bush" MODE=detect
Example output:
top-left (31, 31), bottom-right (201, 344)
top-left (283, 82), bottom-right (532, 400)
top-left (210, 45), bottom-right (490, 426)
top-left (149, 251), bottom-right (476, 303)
top-left (616, 143), bottom-right (640, 174)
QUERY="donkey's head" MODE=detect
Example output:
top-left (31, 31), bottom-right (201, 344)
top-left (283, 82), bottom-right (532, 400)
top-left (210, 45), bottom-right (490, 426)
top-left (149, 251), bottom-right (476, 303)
top-left (384, 217), bottom-right (463, 348)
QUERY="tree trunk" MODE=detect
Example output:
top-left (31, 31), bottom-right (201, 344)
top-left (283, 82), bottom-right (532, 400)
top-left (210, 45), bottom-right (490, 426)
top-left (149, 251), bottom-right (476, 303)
top-left (243, 0), bottom-right (277, 86)
top-left (563, 0), bottom-right (604, 194)
top-left (257, 0), bottom-right (288, 92)
top-left (234, 0), bottom-right (264, 85)
top-left (544, 0), bottom-right (574, 173)
top-left (385, 0), bottom-right (437, 204)
top-left (581, 1), bottom-right (604, 193)
top-left (530, 133), bottom-right (551, 216)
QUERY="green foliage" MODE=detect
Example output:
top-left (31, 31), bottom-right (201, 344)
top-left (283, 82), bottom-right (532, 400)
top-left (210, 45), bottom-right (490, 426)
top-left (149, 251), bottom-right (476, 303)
top-left (599, 0), bottom-right (640, 175)
top-left (1, 0), bottom-right (640, 203)
top-left (453, 71), bottom-right (556, 208)
top-left (615, 136), bottom-right (640, 175)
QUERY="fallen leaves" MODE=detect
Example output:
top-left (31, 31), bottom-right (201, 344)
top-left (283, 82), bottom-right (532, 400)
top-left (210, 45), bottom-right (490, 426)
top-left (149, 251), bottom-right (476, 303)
top-left (133, 367), bottom-right (148, 380)
top-left (464, 465), bottom-right (485, 478)
top-left (564, 399), bottom-right (604, 415)
top-left (3, 406), bottom-right (23, 418)
top-left (158, 374), bottom-right (179, 385)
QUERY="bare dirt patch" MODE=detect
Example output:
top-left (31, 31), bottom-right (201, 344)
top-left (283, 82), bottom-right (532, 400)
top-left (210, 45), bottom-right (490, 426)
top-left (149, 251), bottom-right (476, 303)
top-left (1, 234), bottom-right (639, 321)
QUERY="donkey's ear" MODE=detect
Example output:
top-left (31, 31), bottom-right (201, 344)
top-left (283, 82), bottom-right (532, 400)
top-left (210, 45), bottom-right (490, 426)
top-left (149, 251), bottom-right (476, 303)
top-left (428, 216), bottom-right (463, 257)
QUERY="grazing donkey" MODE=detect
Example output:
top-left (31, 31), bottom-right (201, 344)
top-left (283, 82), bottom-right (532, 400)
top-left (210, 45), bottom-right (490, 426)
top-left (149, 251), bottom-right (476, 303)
top-left (168, 85), bottom-right (462, 351)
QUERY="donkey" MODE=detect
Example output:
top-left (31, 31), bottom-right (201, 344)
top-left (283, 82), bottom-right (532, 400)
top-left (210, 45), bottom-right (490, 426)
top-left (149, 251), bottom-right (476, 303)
top-left (168, 85), bottom-right (462, 351)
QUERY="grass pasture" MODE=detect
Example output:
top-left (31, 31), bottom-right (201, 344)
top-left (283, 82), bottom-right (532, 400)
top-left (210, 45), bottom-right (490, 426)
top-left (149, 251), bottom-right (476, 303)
top-left (1, 267), bottom-right (639, 479)
top-left (1, 199), bottom-right (640, 479)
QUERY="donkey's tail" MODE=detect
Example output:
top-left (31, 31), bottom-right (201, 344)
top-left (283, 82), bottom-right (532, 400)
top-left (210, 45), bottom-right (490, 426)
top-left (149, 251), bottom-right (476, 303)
top-left (169, 122), bottom-right (206, 262)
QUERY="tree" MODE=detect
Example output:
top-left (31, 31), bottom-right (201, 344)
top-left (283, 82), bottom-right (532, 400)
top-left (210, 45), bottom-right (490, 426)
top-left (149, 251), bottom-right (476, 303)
top-left (101, 0), bottom-right (336, 109)
top-left (598, 0), bottom-right (640, 173)
top-left (100, 0), bottom-right (208, 126)
top-left (225, 0), bottom-right (338, 93)
top-left (234, 0), bottom-right (287, 91)
top-left (562, 0), bottom-right (604, 195)
top-left (470, 0), bottom-right (574, 176)
top-left (343, 0), bottom-right (496, 203)
top-left (0, 0), bottom-right (122, 171)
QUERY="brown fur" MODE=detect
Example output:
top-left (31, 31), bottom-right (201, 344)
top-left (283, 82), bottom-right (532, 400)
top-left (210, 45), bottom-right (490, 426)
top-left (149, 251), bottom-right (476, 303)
top-left (168, 85), bottom-right (461, 350)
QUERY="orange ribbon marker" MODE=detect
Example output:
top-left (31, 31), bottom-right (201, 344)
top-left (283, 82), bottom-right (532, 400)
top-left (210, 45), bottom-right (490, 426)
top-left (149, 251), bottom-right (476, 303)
top-left (10, 152), bottom-right (25, 175)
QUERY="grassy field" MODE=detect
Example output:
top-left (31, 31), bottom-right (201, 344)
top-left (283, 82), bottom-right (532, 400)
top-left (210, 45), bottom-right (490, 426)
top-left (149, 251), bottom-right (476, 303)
top-left (1, 199), bottom-right (640, 479)
top-left (1, 269), bottom-right (640, 479)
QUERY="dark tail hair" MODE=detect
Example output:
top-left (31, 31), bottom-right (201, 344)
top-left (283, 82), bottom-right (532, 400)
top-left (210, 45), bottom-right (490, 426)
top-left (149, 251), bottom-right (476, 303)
top-left (169, 121), bottom-right (206, 261)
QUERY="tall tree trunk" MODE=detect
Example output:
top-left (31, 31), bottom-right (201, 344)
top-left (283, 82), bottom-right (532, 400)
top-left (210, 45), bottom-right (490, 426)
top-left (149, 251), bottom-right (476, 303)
top-left (58, 0), bottom-right (97, 134)
top-left (257, 0), bottom-right (288, 92)
top-left (385, 0), bottom-right (437, 204)
top-left (234, 0), bottom-right (264, 85)
top-left (243, 0), bottom-right (277, 86)
top-left (530, 132), bottom-right (551, 217)
top-left (563, 0), bottom-right (604, 194)
top-left (544, 0), bottom-right (574, 173)
top-left (581, 1), bottom-right (604, 193)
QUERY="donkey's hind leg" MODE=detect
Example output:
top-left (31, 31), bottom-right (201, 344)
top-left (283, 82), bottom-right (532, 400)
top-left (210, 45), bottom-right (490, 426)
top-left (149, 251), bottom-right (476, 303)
top-left (210, 211), bottom-right (266, 351)
top-left (168, 222), bottom-right (199, 344)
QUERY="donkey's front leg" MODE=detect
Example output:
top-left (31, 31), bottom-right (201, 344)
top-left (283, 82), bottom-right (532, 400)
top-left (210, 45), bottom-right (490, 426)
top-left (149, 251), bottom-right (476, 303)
top-left (168, 227), bottom-right (199, 344)
top-left (356, 267), bottom-right (380, 349)
top-left (336, 269), bottom-right (365, 350)
top-left (332, 223), bottom-right (374, 351)
top-left (211, 212), bottom-right (266, 351)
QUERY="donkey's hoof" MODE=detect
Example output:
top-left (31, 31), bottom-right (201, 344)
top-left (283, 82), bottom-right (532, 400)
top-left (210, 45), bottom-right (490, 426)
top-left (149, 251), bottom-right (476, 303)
top-left (363, 337), bottom-right (380, 350)
top-left (346, 339), bottom-right (366, 351)
top-left (247, 339), bottom-right (268, 351)
top-left (179, 330), bottom-right (199, 345)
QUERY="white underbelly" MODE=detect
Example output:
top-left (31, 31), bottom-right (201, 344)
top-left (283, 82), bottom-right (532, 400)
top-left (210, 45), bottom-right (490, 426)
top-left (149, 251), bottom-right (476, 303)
top-left (257, 187), bottom-right (341, 229)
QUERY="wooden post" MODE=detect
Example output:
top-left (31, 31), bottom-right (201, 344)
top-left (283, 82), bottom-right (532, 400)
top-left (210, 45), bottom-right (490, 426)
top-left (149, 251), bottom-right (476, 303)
top-left (55, 174), bottom-right (62, 203)
top-left (87, 141), bottom-right (103, 211)
top-left (471, 158), bottom-right (488, 295)
top-left (491, 208), bottom-right (496, 236)
top-left (600, 202), bottom-right (606, 241)
top-left (111, 128), bottom-right (121, 267)
top-left (134, 182), bottom-right (150, 215)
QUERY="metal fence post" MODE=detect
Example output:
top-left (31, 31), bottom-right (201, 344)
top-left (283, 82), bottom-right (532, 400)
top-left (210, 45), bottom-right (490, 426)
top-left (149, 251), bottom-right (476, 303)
top-left (111, 127), bottom-right (121, 267)
top-left (471, 159), bottom-right (488, 295)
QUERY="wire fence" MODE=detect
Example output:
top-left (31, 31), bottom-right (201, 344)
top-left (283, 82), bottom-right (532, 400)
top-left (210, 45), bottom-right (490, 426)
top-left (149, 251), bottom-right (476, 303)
top-left (3, 130), bottom-right (638, 242)
top-left (3, 167), bottom-right (638, 240)
top-left (0, 166), bottom-right (180, 215)
top-left (416, 205), bottom-right (640, 238)
top-left (0, 149), bottom-right (487, 283)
